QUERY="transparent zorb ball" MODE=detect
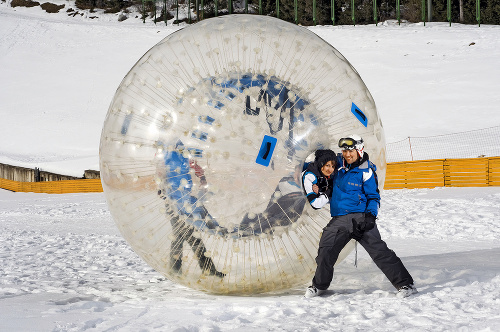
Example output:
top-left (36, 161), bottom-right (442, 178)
top-left (99, 14), bottom-right (386, 295)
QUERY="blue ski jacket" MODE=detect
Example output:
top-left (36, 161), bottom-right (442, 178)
top-left (161, 142), bottom-right (224, 234)
top-left (164, 146), bottom-right (195, 213)
top-left (330, 153), bottom-right (380, 217)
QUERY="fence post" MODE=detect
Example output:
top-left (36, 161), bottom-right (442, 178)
top-left (215, 0), bottom-right (218, 16)
top-left (396, 0), bottom-right (400, 25)
top-left (331, 0), bottom-right (335, 25)
top-left (229, 0), bottom-right (232, 14)
top-left (373, 0), bottom-right (377, 25)
top-left (447, 0), bottom-right (451, 26)
top-left (245, 0), bottom-right (248, 13)
top-left (421, 0), bottom-right (426, 26)
top-left (487, 157), bottom-right (490, 185)
top-left (351, 0), bottom-right (355, 26)
top-left (176, 0), bottom-right (179, 23)
top-left (443, 159), bottom-right (450, 187)
top-left (196, 0), bottom-right (199, 21)
top-left (408, 137), bottom-right (414, 161)
top-left (142, 0), bottom-right (145, 23)
top-left (313, 0), bottom-right (317, 25)
top-left (153, 0), bottom-right (157, 24)
top-left (163, 0), bottom-right (167, 24)
top-left (276, 0), bottom-right (280, 18)
top-left (295, 0), bottom-right (298, 24)
top-left (476, 0), bottom-right (481, 27)
top-left (259, 0), bottom-right (262, 15)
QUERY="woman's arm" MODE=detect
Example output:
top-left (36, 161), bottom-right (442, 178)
top-left (302, 172), bottom-right (330, 210)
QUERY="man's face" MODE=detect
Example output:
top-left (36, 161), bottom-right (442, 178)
top-left (342, 149), bottom-right (359, 164)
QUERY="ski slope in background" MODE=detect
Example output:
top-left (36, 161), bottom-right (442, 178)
top-left (1, 2), bottom-right (500, 176)
top-left (1, 3), bottom-right (500, 331)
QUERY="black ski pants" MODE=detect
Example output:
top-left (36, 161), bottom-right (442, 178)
top-left (312, 213), bottom-right (414, 291)
top-left (170, 216), bottom-right (218, 274)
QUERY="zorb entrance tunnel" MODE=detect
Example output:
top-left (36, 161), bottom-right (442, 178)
top-left (99, 15), bottom-right (386, 295)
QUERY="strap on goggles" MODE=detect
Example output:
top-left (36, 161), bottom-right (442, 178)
top-left (338, 137), bottom-right (357, 150)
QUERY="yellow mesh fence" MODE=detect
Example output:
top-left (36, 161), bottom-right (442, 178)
top-left (1, 157), bottom-right (499, 193)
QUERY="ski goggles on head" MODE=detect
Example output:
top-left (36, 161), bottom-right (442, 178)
top-left (338, 137), bottom-right (357, 150)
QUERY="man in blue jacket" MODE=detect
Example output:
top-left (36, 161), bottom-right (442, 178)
top-left (159, 140), bottom-right (225, 277)
top-left (305, 134), bottom-right (417, 298)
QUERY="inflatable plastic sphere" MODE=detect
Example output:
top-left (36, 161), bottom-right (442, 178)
top-left (99, 14), bottom-right (386, 295)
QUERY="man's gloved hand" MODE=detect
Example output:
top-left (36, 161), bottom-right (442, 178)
top-left (351, 220), bottom-right (364, 241)
top-left (323, 186), bottom-right (332, 198)
top-left (360, 213), bottom-right (377, 231)
top-left (316, 177), bottom-right (332, 197)
top-left (316, 177), bottom-right (329, 193)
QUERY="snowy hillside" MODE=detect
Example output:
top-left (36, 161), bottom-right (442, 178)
top-left (1, 2), bottom-right (500, 331)
top-left (1, 1), bottom-right (500, 176)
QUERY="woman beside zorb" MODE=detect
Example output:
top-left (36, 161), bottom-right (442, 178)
top-left (302, 135), bottom-right (417, 298)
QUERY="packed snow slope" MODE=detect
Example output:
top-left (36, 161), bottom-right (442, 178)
top-left (1, 2), bottom-right (500, 176)
top-left (1, 187), bottom-right (500, 331)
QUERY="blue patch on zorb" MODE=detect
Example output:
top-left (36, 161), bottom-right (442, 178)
top-left (256, 135), bottom-right (277, 167)
top-left (351, 102), bottom-right (368, 127)
top-left (191, 130), bottom-right (208, 141)
top-left (198, 115), bottom-right (215, 125)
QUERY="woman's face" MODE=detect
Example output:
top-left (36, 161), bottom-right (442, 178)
top-left (321, 160), bottom-right (335, 177)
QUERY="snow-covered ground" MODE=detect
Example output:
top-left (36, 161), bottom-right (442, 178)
top-left (1, 2), bottom-right (500, 331)
top-left (1, 187), bottom-right (500, 331)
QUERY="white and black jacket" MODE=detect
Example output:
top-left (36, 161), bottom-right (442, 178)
top-left (301, 162), bottom-right (333, 210)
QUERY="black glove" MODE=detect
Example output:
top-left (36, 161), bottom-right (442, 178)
top-left (351, 220), bottom-right (364, 241)
top-left (317, 177), bottom-right (332, 197)
top-left (360, 213), bottom-right (377, 231)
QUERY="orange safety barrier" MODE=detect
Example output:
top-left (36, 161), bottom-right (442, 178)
top-left (0, 178), bottom-right (103, 194)
top-left (385, 157), bottom-right (500, 189)
top-left (1, 157), bottom-right (499, 193)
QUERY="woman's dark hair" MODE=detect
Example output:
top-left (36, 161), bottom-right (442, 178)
top-left (314, 149), bottom-right (336, 168)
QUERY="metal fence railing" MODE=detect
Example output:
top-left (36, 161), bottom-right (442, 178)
top-left (142, 0), bottom-right (488, 26)
top-left (386, 125), bottom-right (500, 163)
